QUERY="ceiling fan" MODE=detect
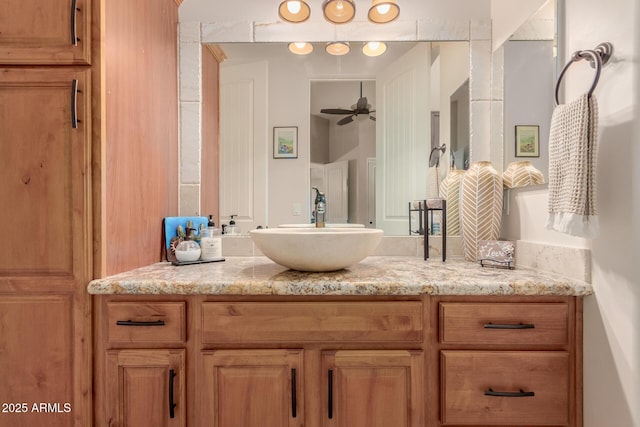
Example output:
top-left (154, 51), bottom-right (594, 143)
top-left (320, 82), bottom-right (376, 126)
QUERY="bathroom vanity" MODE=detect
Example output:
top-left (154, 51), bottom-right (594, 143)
top-left (89, 256), bottom-right (590, 427)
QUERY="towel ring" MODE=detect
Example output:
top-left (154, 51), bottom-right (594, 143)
top-left (554, 42), bottom-right (613, 105)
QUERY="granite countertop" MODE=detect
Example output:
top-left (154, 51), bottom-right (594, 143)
top-left (87, 256), bottom-right (592, 296)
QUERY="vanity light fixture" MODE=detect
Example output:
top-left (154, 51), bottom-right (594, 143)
top-left (368, 0), bottom-right (400, 23)
top-left (326, 41), bottom-right (350, 55)
top-left (323, 0), bottom-right (356, 24)
top-left (288, 42), bottom-right (314, 55)
top-left (278, 0), bottom-right (311, 23)
top-left (362, 41), bottom-right (387, 56)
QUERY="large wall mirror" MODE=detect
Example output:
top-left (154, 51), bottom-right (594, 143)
top-left (217, 41), bottom-right (469, 235)
top-left (177, 1), bottom-right (558, 236)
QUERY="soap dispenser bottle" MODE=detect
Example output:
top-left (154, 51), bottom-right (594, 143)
top-left (200, 214), bottom-right (222, 260)
top-left (227, 214), bottom-right (239, 235)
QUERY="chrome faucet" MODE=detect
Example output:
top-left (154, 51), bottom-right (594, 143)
top-left (312, 187), bottom-right (326, 228)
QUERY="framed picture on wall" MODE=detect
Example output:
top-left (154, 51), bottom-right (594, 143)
top-left (273, 126), bottom-right (298, 159)
top-left (515, 125), bottom-right (540, 157)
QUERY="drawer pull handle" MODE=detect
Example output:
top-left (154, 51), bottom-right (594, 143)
top-left (483, 322), bottom-right (535, 329)
top-left (70, 0), bottom-right (80, 45)
top-left (71, 79), bottom-right (79, 129)
top-left (291, 368), bottom-right (297, 418)
top-left (169, 369), bottom-right (177, 418)
top-left (484, 388), bottom-right (535, 398)
top-left (116, 320), bottom-right (166, 326)
top-left (328, 369), bottom-right (334, 419)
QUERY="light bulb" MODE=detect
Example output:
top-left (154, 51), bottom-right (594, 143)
top-left (289, 42), bottom-right (313, 55)
top-left (323, 0), bottom-right (355, 24)
top-left (368, 0), bottom-right (399, 23)
top-left (287, 1), bottom-right (301, 14)
top-left (326, 42), bottom-right (350, 56)
top-left (362, 41), bottom-right (387, 57)
top-left (376, 3), bottom-right (390, 14)
top-left (279, 0), bottom-right (310, 23)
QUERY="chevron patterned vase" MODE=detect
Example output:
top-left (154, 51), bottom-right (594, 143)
top-left (459, 161), bottom-right (503, 261)
top-left (439, 170), bottom-right (465, 235)
top-left (502, 161), bottom-right (544, 189)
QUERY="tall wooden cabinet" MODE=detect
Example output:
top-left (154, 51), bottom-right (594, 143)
top-left (0, 0), bottom-right (180, 426)
top-left (0, 51), bottom-right (92, 427)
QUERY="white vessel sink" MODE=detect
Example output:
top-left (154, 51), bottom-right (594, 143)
top-left (277, 223), bottom-right (364, 228)
top-left (249, 227), bottom-right (383, 272)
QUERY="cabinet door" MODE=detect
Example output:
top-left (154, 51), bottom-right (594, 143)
top-left (0, 68), bottom-right (92, 426)
top-left (106, 349), bottom-right (186, 427)
top-left (0, 68), bottom-right (90, 279)
top-left (322, 350), bottom-right (424, 427)
top-left (0, 0), bottom-right (90, 64)
top-left (0, 297), bottom-right (76, 427)
top-left (201, 349), bottom-right (303, 427)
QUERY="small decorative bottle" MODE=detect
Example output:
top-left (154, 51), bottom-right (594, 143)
top-left (200, 215), bottom-right (222, 260)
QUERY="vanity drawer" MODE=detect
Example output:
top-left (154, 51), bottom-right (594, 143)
top-left (441, 351), bottom-right (569, 426)
top-left (201, 301), bottom-right (422, 344)
top-left (439, 302), bottom-right (569, 346)
top-left (107, 302), bottom-right (186, 345)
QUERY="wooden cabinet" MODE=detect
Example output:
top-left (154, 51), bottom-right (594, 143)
top-left (429, 297), bottom-right (582, 427)
top-left (96, 0), bottom-right (179, 276)
top-left (201, 301), bottom-right (423, 343)
top-left (0, 68), bottom-right (91, 274)
top-left (0, 0), bottom-right (91, 64)
top-left (201, 350), bottom-right (304, 427)
top-left (441, 351), bottom-right (569, 425)
top-left (199, 300), bottom-right (424, 427)
top-left (95, 295), bottom-right (582, 427)
top-left (1, 0), bottom-right (179, 426)
top-left (323, 350), bottom-right (424, 427)
top-left (106, 301), bottom-right (187, 345)
top-left (106, 349), bottom-right (186, 427)
top-left (200, 348), bottom-right (423, 427)
top-left (96, 299), bottom-right (188, 427)
top-left (0, 68), bottom-right (92, 427)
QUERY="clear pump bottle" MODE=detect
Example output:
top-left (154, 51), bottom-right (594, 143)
top-left (200, 214), bottom-right (222, 260)
top-left (226, 214), bottom-right (240, 235)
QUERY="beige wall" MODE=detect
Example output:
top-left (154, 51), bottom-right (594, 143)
top-left (501, 0), bottom-right (639, 424)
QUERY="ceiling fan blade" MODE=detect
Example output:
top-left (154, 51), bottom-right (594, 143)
top-left (369, 115), bottom-right (376, 121)
top-left (337, 115), bottom-right (354, 125)
top-left (321, 108), bottom-right (354, 115)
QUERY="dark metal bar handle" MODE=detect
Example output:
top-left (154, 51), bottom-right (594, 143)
top-left (328, 369), bottom-right (333, 419)
top-left (169, 369), bottom-right (177, 419)
top-left (483, 322), bottom-right (535, 329)
top-left (70, 0), bottom-right (79, 45)
top-left (71, 79), bottom-right (79, 129)
top-left (291, 368), bottom-right (297, 418)
top-left (116, 319), bottom-right (166, 326)
top-left (485, 388), bottom-right (535, 398)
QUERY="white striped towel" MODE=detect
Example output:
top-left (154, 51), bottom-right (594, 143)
top-left (546, 93), bottom-right (599, 238)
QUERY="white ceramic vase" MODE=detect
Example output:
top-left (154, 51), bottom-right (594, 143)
top-left (439, 170), bottom-right (465, 236)
top-left (459, 161), bottom-right (503, 261)
top-left (502, 161), bottom-right (545, 189)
